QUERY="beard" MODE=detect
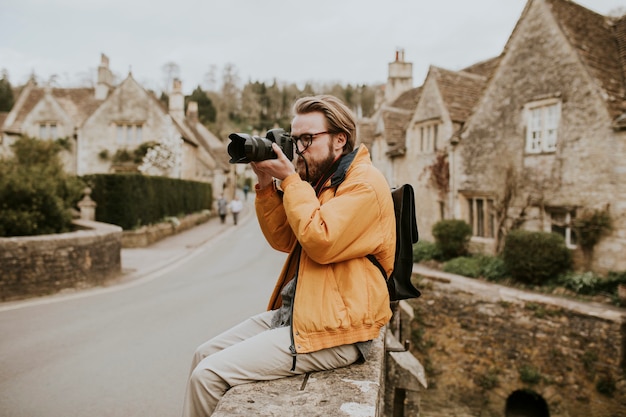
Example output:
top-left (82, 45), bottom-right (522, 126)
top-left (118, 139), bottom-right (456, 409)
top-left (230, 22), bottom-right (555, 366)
top-left (296, 143), bottom-right (337, 184)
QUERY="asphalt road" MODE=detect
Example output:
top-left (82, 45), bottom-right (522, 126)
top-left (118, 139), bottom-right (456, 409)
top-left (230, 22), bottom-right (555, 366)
top-left (0, 215), bottom-right (285, 417)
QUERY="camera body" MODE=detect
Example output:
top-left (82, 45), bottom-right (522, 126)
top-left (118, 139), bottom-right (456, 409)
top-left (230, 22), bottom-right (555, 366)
top-left (227, 128), bottom-right (294, 164)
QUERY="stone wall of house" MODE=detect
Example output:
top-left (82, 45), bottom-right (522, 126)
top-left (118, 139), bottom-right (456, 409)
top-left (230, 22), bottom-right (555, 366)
top-left (0, 220), bottom-right (122, 301)
top-left (397, 75), bottom-right (456, 242)
top-left (78, 77), bottom-right (171, 175)
top-left (455, 0), bottom-right (626, 272)
top-left (408, 267), bottom-right (625, 417)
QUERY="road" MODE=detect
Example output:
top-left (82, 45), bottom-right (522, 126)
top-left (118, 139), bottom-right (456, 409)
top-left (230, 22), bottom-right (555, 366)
top-left (0, 215), bottom-right (285, 417)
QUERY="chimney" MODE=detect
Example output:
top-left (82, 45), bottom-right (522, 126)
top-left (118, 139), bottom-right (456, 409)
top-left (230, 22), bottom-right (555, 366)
top-left (169, 78), bottom-right (185, 120)
top-left (95, 53), bottom-right (113, 100)
top-left (187, 101), bottom-right (199, 122)
top-left (385, 48), bottom-right (413, 103)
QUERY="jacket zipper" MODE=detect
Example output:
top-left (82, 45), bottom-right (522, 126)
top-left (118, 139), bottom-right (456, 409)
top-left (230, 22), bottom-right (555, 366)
top-left (289, 245), bottom-right (302, 372)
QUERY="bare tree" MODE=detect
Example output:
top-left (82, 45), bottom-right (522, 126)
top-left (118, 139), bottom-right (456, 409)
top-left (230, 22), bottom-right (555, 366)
top-left (161, 61), bottom-right (181, 93)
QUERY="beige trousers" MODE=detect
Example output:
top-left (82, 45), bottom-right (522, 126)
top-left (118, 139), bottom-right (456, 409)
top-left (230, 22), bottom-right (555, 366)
top-left (181, 310), bottom-right (360, 417)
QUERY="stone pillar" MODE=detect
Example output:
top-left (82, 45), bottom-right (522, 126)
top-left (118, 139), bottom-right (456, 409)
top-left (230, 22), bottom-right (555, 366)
top-left (77, 187), bottom-right (97, 221)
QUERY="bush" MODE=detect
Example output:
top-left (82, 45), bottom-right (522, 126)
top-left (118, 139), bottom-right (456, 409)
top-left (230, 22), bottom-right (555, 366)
top-left (0, 136), bottom-right (84, 237)
top-left (477, 255), bottom-right (509, 281)
top-left (442, 255), bottom-right (509, 281)
top-left (83, 174), bottom-right (212, 230)
top-left (432, 219), bottom-right (472, 260)
top-left (502, 230), bottom-right (572, 285)
top-left (443, 257), bottom-right (482, 277)
top-left (413, 241), bottom-right (442, 262)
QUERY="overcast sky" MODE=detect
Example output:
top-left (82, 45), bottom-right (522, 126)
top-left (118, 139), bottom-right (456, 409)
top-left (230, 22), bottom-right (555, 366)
top-left (1, 0), bottom-right (624, 94)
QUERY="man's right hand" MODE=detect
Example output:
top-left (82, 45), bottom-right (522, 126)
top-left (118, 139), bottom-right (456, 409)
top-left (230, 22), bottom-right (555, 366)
top-left (251, 143), bottom-right (297, 189)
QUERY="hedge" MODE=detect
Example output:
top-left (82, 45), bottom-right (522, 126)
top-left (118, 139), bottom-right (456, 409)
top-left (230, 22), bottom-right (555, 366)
top-left (83, 174), bottom-right (213, 230)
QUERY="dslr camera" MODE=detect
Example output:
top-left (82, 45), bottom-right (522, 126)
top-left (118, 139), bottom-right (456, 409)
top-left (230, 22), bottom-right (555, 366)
top-left (227, 128), bottom-right (294, 164)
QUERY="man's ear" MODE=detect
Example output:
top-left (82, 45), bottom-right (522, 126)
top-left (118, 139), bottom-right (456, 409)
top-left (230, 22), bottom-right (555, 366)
top-left (334, 132), bottom-right (347, 151)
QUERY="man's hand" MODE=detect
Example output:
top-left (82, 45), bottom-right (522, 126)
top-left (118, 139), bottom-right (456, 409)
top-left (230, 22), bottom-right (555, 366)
top-left (250, 143), bottom-right (297, 189)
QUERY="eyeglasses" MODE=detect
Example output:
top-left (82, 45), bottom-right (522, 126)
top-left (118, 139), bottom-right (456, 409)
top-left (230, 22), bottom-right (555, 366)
top-left (291, 131), bottom-right (330, 151)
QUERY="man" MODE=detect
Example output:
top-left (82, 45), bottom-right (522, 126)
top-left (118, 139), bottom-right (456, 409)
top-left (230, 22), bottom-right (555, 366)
top-left (182, 95), bottom-right (395, 417)
top-left (229, 195), bottom-right (243, 225)
top-left (216, 195), bottom-right (227, 224)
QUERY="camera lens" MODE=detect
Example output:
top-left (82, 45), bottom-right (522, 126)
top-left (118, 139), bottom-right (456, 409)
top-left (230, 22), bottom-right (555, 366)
top-left (227, 134), bottom-right (276, 163)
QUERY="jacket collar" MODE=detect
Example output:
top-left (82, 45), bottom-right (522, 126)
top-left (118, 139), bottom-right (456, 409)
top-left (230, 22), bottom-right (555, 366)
top-left (329, 145), bottom-right (361, 188)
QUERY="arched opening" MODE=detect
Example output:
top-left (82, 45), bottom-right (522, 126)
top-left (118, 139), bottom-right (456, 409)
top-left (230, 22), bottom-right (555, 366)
top-left (505, 389), bottom-right (550, 417)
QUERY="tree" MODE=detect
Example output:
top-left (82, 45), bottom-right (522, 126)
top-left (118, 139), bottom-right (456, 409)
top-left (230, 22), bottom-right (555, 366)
top-left (0, 69), bottom-right (15, 112)
top-left (187, 86), bottom-right (217, 124)
top-left (161, 61), bottom-right (181, 93)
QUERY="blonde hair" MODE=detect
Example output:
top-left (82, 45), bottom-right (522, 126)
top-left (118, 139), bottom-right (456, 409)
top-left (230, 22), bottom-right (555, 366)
top-left (292, 95), bottom-right (356, 154)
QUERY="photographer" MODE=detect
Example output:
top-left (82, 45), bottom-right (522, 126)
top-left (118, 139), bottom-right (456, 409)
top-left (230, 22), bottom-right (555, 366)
top-left (182, 95), bottom-right (395, 417)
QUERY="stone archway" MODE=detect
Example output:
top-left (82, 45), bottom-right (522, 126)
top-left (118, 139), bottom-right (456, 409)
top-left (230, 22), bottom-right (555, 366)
top-left (505, 389), bottom-right (550, 417)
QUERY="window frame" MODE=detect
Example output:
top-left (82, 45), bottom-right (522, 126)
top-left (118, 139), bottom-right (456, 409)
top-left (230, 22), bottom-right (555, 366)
top-left (38, 122), bottom-right (58, 140)
top-left (524, 99), bottom-right (561, 154)
top-left (546, 207), bottom-right (578, 249)
top-left (416, 120), bottom-right (441, 153)
top-left (115, 122), bottom-right (144, 144)
top-left (466, 195), bottom-right (496, 239)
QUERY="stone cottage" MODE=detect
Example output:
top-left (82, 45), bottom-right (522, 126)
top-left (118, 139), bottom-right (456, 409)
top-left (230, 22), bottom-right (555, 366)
top-left (454, 0), bottom-right (626, 273)
top-left (362, 0), bottom-right (626, 272)
top-left (1, 54), bottom-right (231, 192)
top-left (359, 51), bottom-right (498, 242)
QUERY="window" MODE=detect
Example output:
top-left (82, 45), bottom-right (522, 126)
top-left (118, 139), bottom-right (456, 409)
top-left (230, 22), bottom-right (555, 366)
top-left (468, 197), bottom-right (495, 238)
top-left (418, 122), bottom-right (440, 153)
top-left (525, 101), bottom-right (560, 153)
top-left (116, 123), bottom-right (143, 144)
top-left (39, 123), bottom-right (58, 139)
top-left (548, 208), bottom-right (577, 248)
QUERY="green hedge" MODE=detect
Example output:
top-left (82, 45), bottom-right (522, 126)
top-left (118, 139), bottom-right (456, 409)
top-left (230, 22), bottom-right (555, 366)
top-left (83, 174), bottom-right (212, 230)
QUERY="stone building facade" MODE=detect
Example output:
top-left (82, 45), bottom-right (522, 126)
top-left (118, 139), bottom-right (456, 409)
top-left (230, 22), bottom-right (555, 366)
top-left (1, 54), bottom-right (231, 192)
top-left (361, 0), bottom-right (626, 272)
top-left (455, 0), bottom-right (626, 272)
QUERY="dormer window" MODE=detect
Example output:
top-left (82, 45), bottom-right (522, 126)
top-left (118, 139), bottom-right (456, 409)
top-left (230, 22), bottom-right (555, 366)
top-left (524, 99), bottom-right (560, 154)
top-left (39, 123), bottom-right (57, 139)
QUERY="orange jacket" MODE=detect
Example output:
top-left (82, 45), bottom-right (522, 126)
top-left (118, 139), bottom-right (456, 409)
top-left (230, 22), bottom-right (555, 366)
top-left (255, 145), bottom-right (395, 354)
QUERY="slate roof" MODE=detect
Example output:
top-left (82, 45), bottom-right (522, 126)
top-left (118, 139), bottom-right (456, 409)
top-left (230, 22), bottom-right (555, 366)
top-left (390, 86), bottom-right (422, 111)
top-left (461, 56), bottom-right (502, 79)
top-left (546, 0), bottom-right (626, 120)
top-left (3, 82), bottom-right (102, 133)
top-left (379, 86), bottom-right (423, 151)
top-left (431, 66), bottom-right (491, 124)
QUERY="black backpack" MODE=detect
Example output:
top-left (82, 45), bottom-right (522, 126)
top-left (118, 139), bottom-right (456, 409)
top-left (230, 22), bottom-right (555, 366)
top-left (367, 184), bottom-right (421, 301)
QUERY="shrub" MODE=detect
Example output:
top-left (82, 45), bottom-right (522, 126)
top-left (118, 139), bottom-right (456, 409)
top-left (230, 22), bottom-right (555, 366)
top-left (477, 255), bottom-right (508, 281)
top-left (443, 257), bottom-right (482, 278)
top-left (502, 230), bottom-right (572, 285)
top-left (413, 241), bottom-right (442, 262)
top-left (558, 272), bottom-right (601, 294)
top-left (0, 136), bottom-right (84, 237)
top-left (432, 219), bottom-right (472, 260)
top-left (442, 255), bottom-right (509, 281)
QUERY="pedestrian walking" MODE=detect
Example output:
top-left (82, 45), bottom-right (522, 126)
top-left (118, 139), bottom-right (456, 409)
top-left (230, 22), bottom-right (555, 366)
top-left (216, 195), bottom-right (228, 224)
top-left (229, 195), bottom-right (243, 225)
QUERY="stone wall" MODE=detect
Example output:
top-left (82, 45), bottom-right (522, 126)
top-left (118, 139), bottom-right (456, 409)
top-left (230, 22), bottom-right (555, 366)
top-left (409, 265), bottom-right (626, 417)
top-left (0, 220), bottom-right (122, 301)
top-left (121, 211), bottom-right (212, 248)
